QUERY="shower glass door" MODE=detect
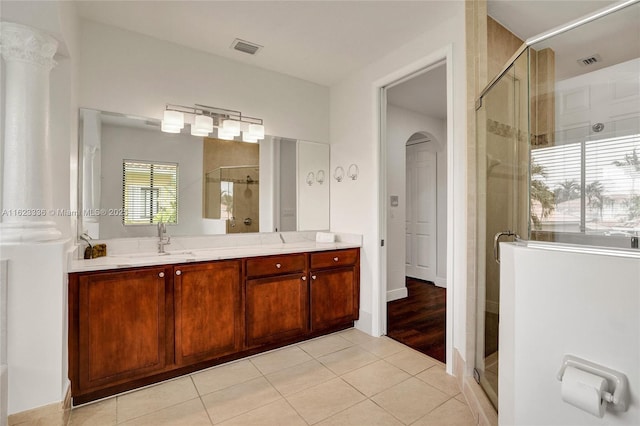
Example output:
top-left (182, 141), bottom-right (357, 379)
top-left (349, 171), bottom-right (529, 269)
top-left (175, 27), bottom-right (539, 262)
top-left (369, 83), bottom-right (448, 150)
top-left (475, 50), bottom-right (530, 409)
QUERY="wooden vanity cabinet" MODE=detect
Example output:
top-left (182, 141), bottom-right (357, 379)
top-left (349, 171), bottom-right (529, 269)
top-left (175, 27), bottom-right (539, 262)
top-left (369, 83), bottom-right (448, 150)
top-left (173, 260), bottom-right (242, 366)
top-left (69, 267), bottom-right (169, 395)
top-left (245, 254), bottom-right (309, 347)
top-left (69, 248), bottom-right (359, 404)
top-left (310, 249), bottom-right (360, 331)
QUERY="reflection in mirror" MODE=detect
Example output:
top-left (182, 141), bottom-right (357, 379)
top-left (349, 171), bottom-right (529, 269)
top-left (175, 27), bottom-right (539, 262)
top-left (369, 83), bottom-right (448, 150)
top-left (528, 1), bottom-right (640, 248)
top-left (78, 109), bottom-right (330, 239)
top-left (205, 165), bottom-right (260, 233)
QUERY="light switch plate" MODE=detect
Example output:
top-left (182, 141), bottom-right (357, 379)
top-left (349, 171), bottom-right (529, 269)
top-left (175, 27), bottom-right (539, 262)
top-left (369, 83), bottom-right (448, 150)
top-left (390, 195), bottom-right (399, 207)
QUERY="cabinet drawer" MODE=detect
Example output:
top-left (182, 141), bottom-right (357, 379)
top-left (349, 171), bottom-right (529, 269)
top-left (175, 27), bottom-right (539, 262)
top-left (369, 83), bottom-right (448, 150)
top-left (310, 249), bottom-right (358, 269)
top-left (246, 254), bottom-right (306, 278)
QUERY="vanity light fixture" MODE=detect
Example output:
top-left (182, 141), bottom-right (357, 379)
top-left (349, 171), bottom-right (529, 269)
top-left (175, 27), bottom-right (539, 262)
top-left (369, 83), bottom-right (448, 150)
top-left (192, 115), bottom-right (213, 137)
top-left (161, 110), bottom-right (184, 133)
top-left (161, 103), bottom-right (265, 142)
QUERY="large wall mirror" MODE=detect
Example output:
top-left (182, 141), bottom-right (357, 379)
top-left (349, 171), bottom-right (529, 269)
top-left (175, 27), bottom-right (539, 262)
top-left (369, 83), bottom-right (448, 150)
top-left (78, 108), bottom-right (330, 239)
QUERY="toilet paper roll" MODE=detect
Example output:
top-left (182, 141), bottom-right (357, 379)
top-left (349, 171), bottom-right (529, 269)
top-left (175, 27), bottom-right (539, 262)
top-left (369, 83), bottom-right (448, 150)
top-left (561, 366), bottom-right (608, 418)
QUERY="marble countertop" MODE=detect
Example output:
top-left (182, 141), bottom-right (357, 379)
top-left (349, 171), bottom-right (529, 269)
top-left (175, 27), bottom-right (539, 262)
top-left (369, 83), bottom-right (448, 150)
top-left (68, 232), bottom-right (361, 273)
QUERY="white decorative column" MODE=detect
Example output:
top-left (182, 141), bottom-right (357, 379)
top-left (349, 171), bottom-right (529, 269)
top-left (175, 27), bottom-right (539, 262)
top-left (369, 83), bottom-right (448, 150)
top-left (0, 22), bottom-right (61, 242)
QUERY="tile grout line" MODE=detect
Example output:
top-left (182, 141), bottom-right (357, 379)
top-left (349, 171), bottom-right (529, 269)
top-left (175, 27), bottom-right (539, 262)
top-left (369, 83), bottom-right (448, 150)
top-left (67, 329), bottom-right (473, 425)
top-left (190, 375), bottom-right (215, 426)
top-left (260, 356), bottom-right (312, 426)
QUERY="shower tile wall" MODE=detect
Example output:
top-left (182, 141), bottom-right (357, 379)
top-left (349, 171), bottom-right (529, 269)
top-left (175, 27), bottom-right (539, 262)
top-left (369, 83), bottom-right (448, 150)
top-left (203, 138), bottom-right (260, 231)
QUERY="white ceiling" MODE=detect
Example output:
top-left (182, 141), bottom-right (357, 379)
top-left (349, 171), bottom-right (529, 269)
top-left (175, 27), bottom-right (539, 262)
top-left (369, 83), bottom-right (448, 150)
top-left (387, 64), bottom-right (447, 120)
top-left (75, 0), bottom-right (635, 118)
top-left (487, 0), bottom-right (618, 41)
top-left (388, 0), bottom-right (632, 117)
top-left (75, 0), bottom-right (460, 87)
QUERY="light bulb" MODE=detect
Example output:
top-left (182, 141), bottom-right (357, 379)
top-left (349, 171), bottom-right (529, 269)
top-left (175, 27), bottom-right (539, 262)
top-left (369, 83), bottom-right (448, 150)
top-left (161, 122), bottom-right (181, 133)
top-left (163, 110), bottom-right (184, 129)
top-left (222, 119), bottom-right (241, 136)
top-left (217, 128), bottom-right (235, 140)
top-left (242, 133), bottom-right (258, 143)
top-left (248, 124), bottom-right (265, 139)
top-left (191, 128), bottom-right (210, 137)
top-left (194, 115), bottom-right (213, 133)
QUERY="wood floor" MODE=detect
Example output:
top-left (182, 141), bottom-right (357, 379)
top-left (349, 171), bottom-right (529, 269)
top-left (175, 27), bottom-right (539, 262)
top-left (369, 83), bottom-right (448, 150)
top-left (386, 277), bottom-right (446, 363)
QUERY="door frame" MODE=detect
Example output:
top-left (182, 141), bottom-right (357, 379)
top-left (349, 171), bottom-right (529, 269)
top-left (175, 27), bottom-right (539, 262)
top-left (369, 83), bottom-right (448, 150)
top-left (376, 45), bottom-right (455, 371)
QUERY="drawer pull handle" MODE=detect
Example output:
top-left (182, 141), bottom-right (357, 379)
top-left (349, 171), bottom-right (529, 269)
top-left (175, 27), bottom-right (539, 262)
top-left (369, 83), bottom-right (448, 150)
top-left (176, 270), bottom-right (182, 276)
top-left (158, 272), bottom-right (165, 278)
top-left (311, 275), bottom-right (317, 280)
top-left (333, 257), bottom-right (339, 262)
top-left (301, 276), bottom-right (306, 281)
top-left (276, 263), bottom-right (282, 269)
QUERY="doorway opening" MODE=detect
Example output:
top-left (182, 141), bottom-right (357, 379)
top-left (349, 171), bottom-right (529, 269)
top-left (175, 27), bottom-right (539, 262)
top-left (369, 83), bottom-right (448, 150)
top-left (382, 62), bottom-right (449, 363)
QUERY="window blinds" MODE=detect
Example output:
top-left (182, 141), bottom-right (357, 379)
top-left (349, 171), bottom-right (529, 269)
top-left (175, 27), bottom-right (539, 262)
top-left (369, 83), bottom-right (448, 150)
top-left (532, 134), bottom-right (640, 232)
top-left (122, 161), bottom-right (178, 225)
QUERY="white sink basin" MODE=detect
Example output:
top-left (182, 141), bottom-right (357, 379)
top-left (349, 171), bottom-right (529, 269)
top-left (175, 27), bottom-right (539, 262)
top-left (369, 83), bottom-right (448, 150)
top-left (109, 250), bottom-right (196, 259)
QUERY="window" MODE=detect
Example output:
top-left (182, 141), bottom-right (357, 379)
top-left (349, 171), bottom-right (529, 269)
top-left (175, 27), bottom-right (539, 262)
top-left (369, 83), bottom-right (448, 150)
top-left (531, 133), bottom-right (640, 238)
top-left (123, 161), bottom-right (178, 225)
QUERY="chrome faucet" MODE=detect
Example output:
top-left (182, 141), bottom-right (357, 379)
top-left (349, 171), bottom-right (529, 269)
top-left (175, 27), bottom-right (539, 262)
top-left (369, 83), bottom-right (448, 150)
top-left (79, 233), bottom-right (93, 259)
top-left (157, 221), bottom-right (171, 254)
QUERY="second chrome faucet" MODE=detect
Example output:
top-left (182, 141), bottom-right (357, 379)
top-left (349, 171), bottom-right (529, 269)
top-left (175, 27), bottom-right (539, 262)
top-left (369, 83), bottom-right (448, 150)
top-left (157, 221), bottom-right (171, 254)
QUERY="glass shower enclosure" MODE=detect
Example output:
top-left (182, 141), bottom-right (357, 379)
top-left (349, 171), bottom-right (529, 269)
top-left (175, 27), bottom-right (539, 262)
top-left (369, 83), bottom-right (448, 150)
top-left (474, 0), bottom-right (640, 410)
top-left (475, 50), bottom-right (530, 409)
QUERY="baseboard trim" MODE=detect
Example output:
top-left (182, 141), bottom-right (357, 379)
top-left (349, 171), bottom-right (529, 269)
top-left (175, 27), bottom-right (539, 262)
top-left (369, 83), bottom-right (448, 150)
top-left (453, 348), bottom-right (498, 426)
top-left (8, 402), bottom-right (65, 426)
top-left (8, 383), bottom-right (72, 426)
top-left (386, 287), bottom-right (408, 302)
top-left (355, 310), bottom-right (373, 335)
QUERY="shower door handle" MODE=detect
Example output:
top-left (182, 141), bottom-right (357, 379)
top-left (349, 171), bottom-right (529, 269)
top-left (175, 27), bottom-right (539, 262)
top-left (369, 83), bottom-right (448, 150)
top-left (493, 231), bottom-right (519, 264)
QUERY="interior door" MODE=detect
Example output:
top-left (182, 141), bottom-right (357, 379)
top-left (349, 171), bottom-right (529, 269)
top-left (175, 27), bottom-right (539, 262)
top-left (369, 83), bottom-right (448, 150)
top-left (406, 143), bottom-right (437, 282)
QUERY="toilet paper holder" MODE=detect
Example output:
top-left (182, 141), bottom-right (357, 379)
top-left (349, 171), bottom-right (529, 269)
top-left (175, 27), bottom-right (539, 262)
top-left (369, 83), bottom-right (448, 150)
top-left (557, 355), bottom-right (629, 413)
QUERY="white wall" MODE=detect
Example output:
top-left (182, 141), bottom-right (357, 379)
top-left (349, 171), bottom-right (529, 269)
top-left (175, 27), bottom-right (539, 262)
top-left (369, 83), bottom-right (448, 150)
top-left (99, 124), bottom-right (204, 238)
top-left (79, 20), bottom-right (330, 144)
top-left (386, 105), bottom-right (447, 301)
top-left (329, 2), bottom-right (467, 366)
top-left (297, 141), bottom-right (330, 231)
top-left (500, 243), bottom-right (640, 425)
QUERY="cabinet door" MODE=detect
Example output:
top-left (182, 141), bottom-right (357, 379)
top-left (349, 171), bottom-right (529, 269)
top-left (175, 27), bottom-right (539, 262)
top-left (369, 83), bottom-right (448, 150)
top-left (78, 267), bottom-right (167, 391)
top-left (310, 267), bottom-right (358, 331)
top-left (174, 260), bottom-right (242, 365)
top-left (246, 273), bottom-right (308, 347)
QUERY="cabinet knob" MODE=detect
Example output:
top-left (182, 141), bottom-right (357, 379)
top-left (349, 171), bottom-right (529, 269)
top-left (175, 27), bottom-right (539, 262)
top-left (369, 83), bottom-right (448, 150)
top-left (276, 263), bottom-right (282, 269)
top-left (333, 257), bottom-right (339, 262)
top-left (175, 270), bottom-right (182, 276)
top-left (301, 276), bottom-right (307, 281)
top-left (311, 275), bottom-right (317, 280)
top-left (158, 272), bottom-right (165, 278)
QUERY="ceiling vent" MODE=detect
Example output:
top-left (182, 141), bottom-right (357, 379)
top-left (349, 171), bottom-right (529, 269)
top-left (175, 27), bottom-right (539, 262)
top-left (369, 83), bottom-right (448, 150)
top-left (230, 38), bottom-right (263, 55)
top-left (577, 54), bottom-right (602, 67)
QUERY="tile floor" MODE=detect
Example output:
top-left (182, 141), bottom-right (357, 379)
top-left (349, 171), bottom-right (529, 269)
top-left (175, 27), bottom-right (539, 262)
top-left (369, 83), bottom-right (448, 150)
top-left (64, 329), bottom-right (475, 425)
